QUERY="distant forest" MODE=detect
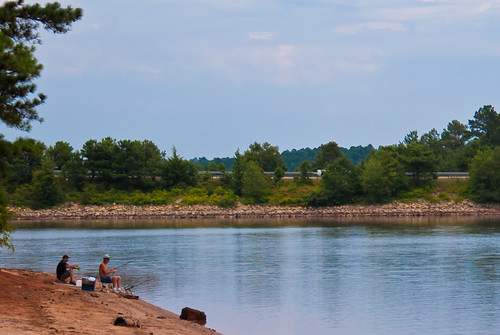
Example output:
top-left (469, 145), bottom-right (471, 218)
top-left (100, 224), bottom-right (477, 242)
top-left (190, 145), bottom-right (375, 171)
top-left (2, 105), bottom-right (500, 212)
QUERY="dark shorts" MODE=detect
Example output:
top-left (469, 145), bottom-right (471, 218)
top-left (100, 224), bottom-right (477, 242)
top-left (59, 271), bottom-right (70, 281)
top-left (101, 276), bottom-right (112, 283)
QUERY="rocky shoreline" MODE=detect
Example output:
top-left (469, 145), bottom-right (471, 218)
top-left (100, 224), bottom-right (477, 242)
top-left (8, 200), bottom-right (500, 221)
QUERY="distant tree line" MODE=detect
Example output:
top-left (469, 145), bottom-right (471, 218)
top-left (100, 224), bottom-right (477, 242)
top-left (2, 104), bottom-right (500, 211)
top-left (192, 144), bottom-right (374, 172)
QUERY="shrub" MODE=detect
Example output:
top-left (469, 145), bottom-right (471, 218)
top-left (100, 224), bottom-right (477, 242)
top-left (181, 188), bottom-right (209, 205)
top-left (208, 187), bottom-right (238, 208)
top-left (147, 189), bottom-right (176, 205)
top-left (469, 147), bottom-right (500, 203)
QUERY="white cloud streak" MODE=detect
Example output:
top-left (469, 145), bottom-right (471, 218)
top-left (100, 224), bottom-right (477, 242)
top-left (248, 31), bottom-right (275, 40)
top-left (333, 22), bottom-right (406, 35)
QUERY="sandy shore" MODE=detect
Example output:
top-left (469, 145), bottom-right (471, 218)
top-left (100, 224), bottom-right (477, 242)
top-left (8, 201), bottom-right (500, 221)
top-left (0, 268), bottom-right (221, 335)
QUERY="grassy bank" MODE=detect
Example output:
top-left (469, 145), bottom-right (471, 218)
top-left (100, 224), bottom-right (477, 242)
top-left (9, 178), bottom-right (472, 210)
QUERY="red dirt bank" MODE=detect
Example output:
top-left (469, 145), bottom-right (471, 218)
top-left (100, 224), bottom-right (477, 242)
top-left (0, 269), bottom-right (221, 335)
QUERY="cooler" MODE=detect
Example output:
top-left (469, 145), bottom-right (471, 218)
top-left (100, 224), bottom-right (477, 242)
top-left (82, 277), bottom-right (96, 291)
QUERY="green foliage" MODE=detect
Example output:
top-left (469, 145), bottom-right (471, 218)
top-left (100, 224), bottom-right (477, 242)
top-left (30, 162), bottom-right (64, 209)
top-left (269, 182), bottom-right (316, 206)
top-left (273, 166), bottom-right (285, 183)
top-left (436, 178), bottom-right (469, 199)
top-left (208, 187), bottom-right (238, 208)
top-left (399, 178), bottom-right (469, 203)
top-left (441, 120), bottom-right (471, 149)
top-left (46, 141), bottom-right (73, 170)
top-left (315, 141), bottom-right (344, 169)
top-left (181, 188), bottom-right (209, 205)
top-left (400, 188), bottom-right (437, 203)
top-left (206, 161), bottom-right (218, 171)
top-left (360, 147), bottom-right (408, 203)
top-left (281, 147), bottom-right (317, 171)
top-left (81, 137), bottom-right (118, 183)
top-left (5, 137), bottom-right (46, 192)
top-left (217, 163), bottom-right (226, 172)
top-left (0, 0), bottom-right (82, 130)
top-left (198, 173), bottom-right (222, 195)
top-left (190, 156), bottom-right (234, 171)
top-left (310, 157), bottom-right (360, 206)
top-left (0, 135), bottom-right (14, 180)
top-left (79, 184), bottom-right (107, 205)
top-left (243, 142), bottom-right (287, 172)
top-left (10, 163), bottom-right (64, 209)
top-left (469, 105), bottom-right (500, 147)
top-left (420, 128), bottom-right (443, 157)
top-left (79, 186), bottom-right (179, 206)
top-left (61, 152), bottom-right (87, 191)
top-left (199, 144), bottom-right (373, 173)
top-left (4, 102), bottom-right (500, 216)
top-left (340, 145), bottom-right (375, 166)
top-left (224, 150), bottom-right (244, 195)
top-left (162, 146), bottom-right (198, 189)
top-left (10, 184), bottom-right (35, 207)
top-left (0, 187), bottom-right (13, 250)
top-left (296, 160), bottom-right (313, 185)
top-left (469, 147), bottom-right (500, 203)
top-left (242, 161), bottom-right (271, 204)
top-left (147, 189), bottom-right (177, 205)
top-left (398, 134), bottom-right (438, 187)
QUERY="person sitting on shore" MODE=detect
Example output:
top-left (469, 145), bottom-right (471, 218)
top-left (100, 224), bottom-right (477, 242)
top-left (56, 255), bottom-right (79, 285)
top-left (99, 254), bottom-right (122, 292)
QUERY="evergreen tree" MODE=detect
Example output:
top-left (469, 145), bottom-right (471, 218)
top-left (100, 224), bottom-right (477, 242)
top-left (242, 161), bottom-right (271, 204)
top-left (46, 141), bottom-right (74, 170)
top-left (162, 147), bottom-right (198, 188)
top-left (0, 0), bottom-right (82, 130)
top-left (469, 105), bottom-right (500, 147)
top-left (0, 0), bottom-right (81, 249)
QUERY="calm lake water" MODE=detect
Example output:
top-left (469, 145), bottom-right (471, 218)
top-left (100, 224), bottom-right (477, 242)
top-left (2, 218), bottom-right (500, 335)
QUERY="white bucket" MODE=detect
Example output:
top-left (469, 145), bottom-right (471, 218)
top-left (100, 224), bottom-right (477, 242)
top-left (75, 279), bottom-right (82, 287)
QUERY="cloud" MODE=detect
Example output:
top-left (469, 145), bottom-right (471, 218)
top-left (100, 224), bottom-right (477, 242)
top-left (374, 5), bottom-right (454, 21)
top-left (372, 1), bottom-right (500, 22)
top-left (248, 31), bottom-right (275, 40)
top-left (333, 22), bottom-right (406, 35)
top-left (476, 2), bottom-right (492, 13)
top-left (193, 42), bottom-right (383, 86)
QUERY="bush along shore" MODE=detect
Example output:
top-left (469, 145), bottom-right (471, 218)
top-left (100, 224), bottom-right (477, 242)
top-left (8, 201), bottom-right (500, 221)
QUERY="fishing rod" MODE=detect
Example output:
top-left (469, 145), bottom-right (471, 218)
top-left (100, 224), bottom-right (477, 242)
top-left (112, 260), bottom-right (133, 271)
top-left (125, 277), bottom-right (152, 291)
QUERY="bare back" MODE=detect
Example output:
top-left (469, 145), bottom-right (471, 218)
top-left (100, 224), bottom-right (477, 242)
top-left (99, 262), bottom-right (109, 278)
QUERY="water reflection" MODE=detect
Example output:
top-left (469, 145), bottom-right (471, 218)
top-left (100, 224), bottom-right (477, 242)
top-left (2, 217), bottom-right (500, 335)
top-left (9, 215), bottom-right (500, 230)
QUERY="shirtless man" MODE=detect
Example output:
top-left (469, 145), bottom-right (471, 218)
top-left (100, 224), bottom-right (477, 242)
top-left (99, 254), bottom-right (122, 292)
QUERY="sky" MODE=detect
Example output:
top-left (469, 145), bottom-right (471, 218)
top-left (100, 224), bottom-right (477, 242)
top-left (2, 0), bottom-right (500, 159)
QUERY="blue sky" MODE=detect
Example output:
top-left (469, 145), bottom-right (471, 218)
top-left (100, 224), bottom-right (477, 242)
top-left (3, 0), bottom-right (500, 159)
